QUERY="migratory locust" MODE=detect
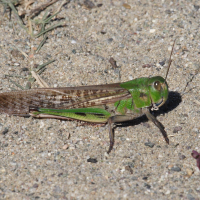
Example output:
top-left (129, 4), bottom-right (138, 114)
top-left (0, 40), bottom-right (176, 153)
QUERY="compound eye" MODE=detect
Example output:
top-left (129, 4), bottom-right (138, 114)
top-left (154, 81), bottom-right (161, 91)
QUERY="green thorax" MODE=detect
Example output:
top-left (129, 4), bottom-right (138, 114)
top-left (114, 76), bottom-right (168, 114)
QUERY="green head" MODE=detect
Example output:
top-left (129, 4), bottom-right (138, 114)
top-left (147, 76), bottom-right (168, 109)
top-left (147, 39), bottom-right (176, 110)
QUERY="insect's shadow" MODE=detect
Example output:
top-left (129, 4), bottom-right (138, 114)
top-left (116, 91), bottom-right (182, 129)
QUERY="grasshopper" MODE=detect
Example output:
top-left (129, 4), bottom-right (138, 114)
top-left (0, 40), bottom-right (176, 153)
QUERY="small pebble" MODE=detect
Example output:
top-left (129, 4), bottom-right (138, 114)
top-left (62, 144), bottom-right (69, 150)
top-left (125, 166), bottom-right (133, 174)
top-left (82, 0), bottom-right (95, 9)
top-left (144, 142), bottom-right (155, 148)
top-left (186, 168), bottom-right (194, 176)
top-left (168, 46), bottom-right (172, 51)
top-left (142, 64), bottom-right (152, 68)
top-left (10, 49), bottom-right (24, 59)
top-left (104, 152), bottom-right (109, 158)
top-left (165, 10), bottom-right (172, 14)
top-left (119, 43), bottom-right (125, 48)
top-left (72, 49), bottom-right (76, 54)
top-left (122, 3), bottom-right (131, 9)
top-left (142, 176), bottom-right (148, 180)
top-left (170, 166), bottom-right (181, 172)
top-left (129, 75), bottom-right (133, 80)
top-left (87, 158), bottom-right (98, 163)
top-left (142, 122), bottom-right (150, 128)
top-left (21, 67), bottom-right (29, 71)
top-left (194, 5), bottom-right (200, 11)
top-left (107, 38), bottom-right (113, 43)
top-left (1, 128), bottom-right (8, 135)
top-left (97, 4), bottom-right (103, 7)
top-left (32, 183), bottom-right (39, 188)
top-left (178, 153), bottom-right (186, 160)
top-left (173, 126), bottom-right (182, 133)
top-left (71, 40), bottom-right (77, 44)
top-left (150, 29), bottom-right (156, 33)
top-left (165, 190), bottom-right (171, 195)
top-left (159, 60), bottom-right (165, 66)
top-left (144, 183), bottom-right (151, 189)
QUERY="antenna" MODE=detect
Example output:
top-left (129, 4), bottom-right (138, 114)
top-left (164, 38), bottom-right (177, 82)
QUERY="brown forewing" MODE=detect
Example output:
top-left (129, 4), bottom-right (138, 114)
top-left (0, 83), bottom-right (131, 116)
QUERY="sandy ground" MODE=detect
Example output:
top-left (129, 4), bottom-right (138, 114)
top-left (0, 0), bottom-right (200, 199)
